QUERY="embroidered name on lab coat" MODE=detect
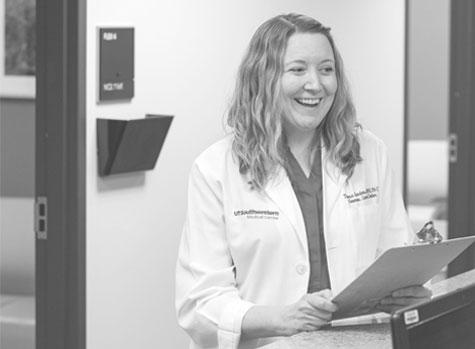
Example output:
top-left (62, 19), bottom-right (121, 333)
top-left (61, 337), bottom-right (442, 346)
top-left (343, 186), bottom-right (379, 205)
top-left (234, 209), bottom-right (280, 220)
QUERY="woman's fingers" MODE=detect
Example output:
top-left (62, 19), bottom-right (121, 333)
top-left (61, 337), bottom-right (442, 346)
top-left (280, 290), bottom-right (338, 334)
top-left (377, 285), bottom-right (433, 313)
top-left (391, 286), bottom-right (432, 298)
top-left (379, 296), bottom-right (421, 306)
top-left (300, 307), bottom-right (333, 321)
top-left (317, 288), bottom-right (333, 300)
top-left (306, 291), bottom-right (338, 313)
top-left (300, 291), bottom-right (338, 322)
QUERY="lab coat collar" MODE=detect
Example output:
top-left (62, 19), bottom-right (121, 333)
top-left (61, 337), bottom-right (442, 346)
top-left (322, 146), bottom-right (348, 220)
top-left (263, 147), bottom-right (348, 252)
top-left (264, 169), bottom-right (308, 252)
top-left (321, 145), bottom-right (348, 186)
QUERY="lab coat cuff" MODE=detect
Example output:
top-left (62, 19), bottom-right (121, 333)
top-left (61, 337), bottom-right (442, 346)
top-left (217, 300), bottom-right (254, 349)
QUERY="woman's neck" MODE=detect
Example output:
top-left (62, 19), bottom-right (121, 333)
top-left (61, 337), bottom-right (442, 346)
top-left (286, 130), bottom-right (319, 177)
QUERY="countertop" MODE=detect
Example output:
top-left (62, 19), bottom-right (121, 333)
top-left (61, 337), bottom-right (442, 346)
top-left (262, 268), bottom-right (475, 349)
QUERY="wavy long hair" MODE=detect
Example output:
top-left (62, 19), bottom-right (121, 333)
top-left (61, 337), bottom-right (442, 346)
top-left (227, 13), bottom-right (361, 191)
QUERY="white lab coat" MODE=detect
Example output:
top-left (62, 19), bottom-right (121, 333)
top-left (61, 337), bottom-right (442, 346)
top-left (176, 130), bottom-right (413, 349)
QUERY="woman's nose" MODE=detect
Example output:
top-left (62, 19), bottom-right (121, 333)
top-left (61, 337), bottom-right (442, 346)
top-left (304, 71), bottom-right (322, 91)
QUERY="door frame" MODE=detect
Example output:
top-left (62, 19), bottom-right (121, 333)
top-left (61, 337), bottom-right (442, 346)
top-left (35, 0), bottom-right (86, 348)
top-left (447, 0), bottom-right (475, 276)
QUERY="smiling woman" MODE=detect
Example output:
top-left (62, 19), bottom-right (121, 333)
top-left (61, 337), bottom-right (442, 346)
top-left (175, 13), bottom-right (427, 349)
top-left (280, 32), bottom-right (337, 174)
top-left (227, 14), bottom-right (360, 192)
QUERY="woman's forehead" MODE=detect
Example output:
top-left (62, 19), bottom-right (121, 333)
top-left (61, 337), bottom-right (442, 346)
top-left (284, 32), bottom-right (334, 63)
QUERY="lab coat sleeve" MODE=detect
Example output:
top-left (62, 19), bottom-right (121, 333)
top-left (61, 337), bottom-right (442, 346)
top-left (377, 141), bottom-right (414, 254)
top-left (176, 160), bottom-right (253, 349)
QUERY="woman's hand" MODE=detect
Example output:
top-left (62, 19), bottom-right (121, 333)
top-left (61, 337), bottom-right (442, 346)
top-left (376, 285), bottom-right (432, 313)
top-left (241, 289), bottom-right (337, 340)
top-left (277, 289), bottom-right (338, 336)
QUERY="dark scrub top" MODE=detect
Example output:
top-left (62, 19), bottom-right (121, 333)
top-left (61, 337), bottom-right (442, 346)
top-left (286, 146), bottom-right (331, 293)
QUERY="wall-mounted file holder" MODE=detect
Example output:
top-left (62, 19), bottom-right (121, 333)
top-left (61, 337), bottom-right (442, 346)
top-left (97, 115), bottom-right (173, 176)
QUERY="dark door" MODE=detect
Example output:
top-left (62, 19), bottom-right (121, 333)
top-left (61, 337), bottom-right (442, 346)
top-left (447, 0), bottom-right (475, 276)
top-left (35, 0), bottom-right (86, 348)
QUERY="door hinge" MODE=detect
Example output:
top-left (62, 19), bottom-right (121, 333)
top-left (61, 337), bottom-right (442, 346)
top-left (35, 197), bottom-right (48, 240)
top-left (449, 133), bottom-right (458, 163)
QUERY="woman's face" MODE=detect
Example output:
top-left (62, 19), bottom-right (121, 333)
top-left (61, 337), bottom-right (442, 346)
top-left (280, 32), bottom-right (337, 137)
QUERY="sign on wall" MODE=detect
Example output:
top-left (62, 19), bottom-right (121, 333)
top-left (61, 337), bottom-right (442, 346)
top-left (98, 27), bottom-right (134, 101)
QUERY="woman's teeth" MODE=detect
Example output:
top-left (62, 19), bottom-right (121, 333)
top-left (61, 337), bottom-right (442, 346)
top-left (295, 98), bottom-right (321, 106)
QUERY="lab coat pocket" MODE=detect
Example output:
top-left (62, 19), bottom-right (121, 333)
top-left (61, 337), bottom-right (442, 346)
top-left (325, 230), bottom-right (340, 250)
top-left (348, 202), bottom-right (381, 274)
top-left (323, 207), bottom-right (346, 250)
top-left (227, 206), bottom-right (285, 255)
top-left (350, 201), bottom-right (381, 238)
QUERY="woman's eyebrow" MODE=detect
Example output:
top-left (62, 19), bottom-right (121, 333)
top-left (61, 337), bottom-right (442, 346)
top-left (319, 58), bottom-right (335, 64)
top-left (285, 57), bottom-right (335, 65)
top-left (284, 59), bottom-right (306, 65)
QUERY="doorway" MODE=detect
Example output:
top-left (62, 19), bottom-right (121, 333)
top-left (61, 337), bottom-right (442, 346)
top-left (405, 0), bottom-right (475, 278)
top-left (405, 0), bottom-right (450, 280)
top-left (1, 0), bottom-right (86, 348)
top-left (0, 0), bottom-right (36, 347)
top-left (0, 99), bottom-right (36, 348)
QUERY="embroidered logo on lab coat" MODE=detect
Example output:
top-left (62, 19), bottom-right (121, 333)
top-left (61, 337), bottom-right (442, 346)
top-left (234, 209), bottom-right (280, 220)
top-left (343, 186), bottom-right (379, 205)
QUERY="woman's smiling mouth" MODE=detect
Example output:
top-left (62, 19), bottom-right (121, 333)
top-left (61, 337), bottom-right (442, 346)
top-left (294, 98), bottom-right (322, 107)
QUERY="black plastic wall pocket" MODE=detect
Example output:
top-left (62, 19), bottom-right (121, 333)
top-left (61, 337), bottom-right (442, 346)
top-left (97, 115), bottom-right (173, 176)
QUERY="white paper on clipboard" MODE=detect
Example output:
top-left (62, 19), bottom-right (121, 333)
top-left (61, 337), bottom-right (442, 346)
top-left (332, 236), bottom-right (475, 319)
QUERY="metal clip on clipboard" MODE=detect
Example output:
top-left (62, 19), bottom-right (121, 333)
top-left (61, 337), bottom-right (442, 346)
top-left (415, 221), bottom-right (443, 244)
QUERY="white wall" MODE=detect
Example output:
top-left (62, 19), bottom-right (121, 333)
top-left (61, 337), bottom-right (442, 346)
top-left (86, 1), bottom-right (405, 348)
top-left (408, 0), bottom-right (450, 140)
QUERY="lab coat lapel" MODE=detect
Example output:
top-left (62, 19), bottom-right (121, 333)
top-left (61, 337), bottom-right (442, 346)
top-left (322, 147), bottom-right (348, 219)
top-left (264, 170), bottom-right (308, 252)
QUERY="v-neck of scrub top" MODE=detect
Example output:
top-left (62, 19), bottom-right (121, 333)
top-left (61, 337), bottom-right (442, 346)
top-left (286, 146), bottom-right (331, 293)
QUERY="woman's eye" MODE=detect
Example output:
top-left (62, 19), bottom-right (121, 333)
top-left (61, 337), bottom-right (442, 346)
top-left (320, 66), bottom-right (334, 74)
top-left (289, 67), bottom-right (305, 73)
